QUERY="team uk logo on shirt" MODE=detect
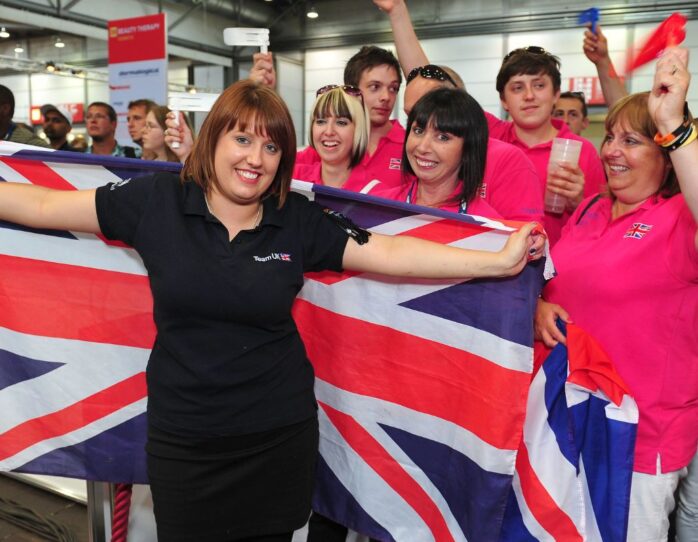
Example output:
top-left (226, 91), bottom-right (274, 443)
top-left (624, 222), bottom-right (653, 239)
top-left (388, 157), bottom-right (401, 170)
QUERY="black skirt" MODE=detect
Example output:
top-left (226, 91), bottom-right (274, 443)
top-left (146, 416), bottom-right (318, 542)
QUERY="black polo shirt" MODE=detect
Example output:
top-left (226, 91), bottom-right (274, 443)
top-left (95, 173), bottom-right (349, 436)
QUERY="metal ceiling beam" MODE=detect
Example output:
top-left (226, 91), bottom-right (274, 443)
top-left (269, 2), bottom-right (698, 52)
top-left (0, 0), bottom-right (233, 65)
top-left (63, 0), bottom-right (84, 11)
top-left (168, 2), bottom-right (203, 32)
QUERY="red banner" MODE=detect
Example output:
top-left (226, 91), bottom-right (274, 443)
top-left (108, 13), bottom-right (166, 64)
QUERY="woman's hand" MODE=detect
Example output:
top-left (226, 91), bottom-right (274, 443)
top-left (499, 222), bottom-right (545, 276)
top-left (250, 52), bottom-right (276, 88)
top-left (164, 112), bottom-right (194, 164)
top-left (547, 162), bottom-right (585, 211)
top-left (649, 47), bottom-right (690, 135)
top-left (534, 298), bottom-right (571, 347)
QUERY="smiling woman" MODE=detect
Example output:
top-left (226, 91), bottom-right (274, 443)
top-left (370, 87), bottom-right (500, 219)
top-left (0, 79), bottom-right (544, 542)
top-left (536, 48), bottom-right (698, 541)
top-left (293, 84), bottom-right (370, 190)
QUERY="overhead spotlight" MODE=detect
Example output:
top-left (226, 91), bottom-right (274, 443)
top-left (70, 68), bottom-right (85, 78)
top-left (13, 43), bottom-right (23, 53)
top-left (45, 61), bottom-right (57, 72)
top-left (306, 3), bottom-right (318, 18)
top-left (54, 36), bottom-right (65, 48)
top-left (186, 86), bottom-right (197, 94)
top-left (0, 28), bottom-right (10, 39)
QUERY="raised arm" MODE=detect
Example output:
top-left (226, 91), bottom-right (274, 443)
top-left (583, 25), bottom-right (628, 107)
top-left (0, 183), bottom-right (99, 233)
top-left (649, 47), bottom-right (698, 247)
top-left (164, 111), bottom-right (194, 164)
top-left (372, 0), bottom-right (429, 75)
top-left (343, 222), bottom-right (543, 279)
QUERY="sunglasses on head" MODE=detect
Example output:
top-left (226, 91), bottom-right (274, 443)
top-left (406, 65), bottom-right (457, 88)
top-left (503, 45), bottom-right (550, 63)
top-left (316, 84), bottom-right (364, 103)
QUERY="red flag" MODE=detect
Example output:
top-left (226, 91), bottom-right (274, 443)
top-left (625, 13), bottom-right (687, 74)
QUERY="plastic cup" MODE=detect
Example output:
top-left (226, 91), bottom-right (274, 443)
top-left (545, 138), bottom-right (582, 215)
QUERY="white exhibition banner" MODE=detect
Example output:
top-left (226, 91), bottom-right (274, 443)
top-left (108, 13), bottom-right (168, 145)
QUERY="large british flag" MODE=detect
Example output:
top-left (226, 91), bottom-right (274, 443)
top-left (0, 143), bottom-right (635, 541)
top-left (292, 183), bottom-right (547, 542)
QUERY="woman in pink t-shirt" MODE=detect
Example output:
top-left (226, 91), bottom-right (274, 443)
top-left (292, 85), bottom-right (372, 192)
top-left (371, 87), bottom-right (501, 219)
top-left (535, 49), bottom-right (698, 541)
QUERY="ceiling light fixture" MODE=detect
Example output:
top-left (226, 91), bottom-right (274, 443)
top-left (54, 36), bottom-right (65, 48)
top-left (13, 43), bottom-right (24, 53)
top-left (0, 28), bottom-right (10, 39)
top-left (45, 61), bottom-right (57, 72)
top-left (306, 3), bottom-right (319, 18)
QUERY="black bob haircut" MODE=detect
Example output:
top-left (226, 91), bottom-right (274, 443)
top-left (402, 87), bottom-right (488, 207)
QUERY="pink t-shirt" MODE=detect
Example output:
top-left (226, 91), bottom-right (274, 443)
top-left (368, 178), bottom-right (502, 219)
top-left (544, 194), bottom-right (698, 473)
top-left (295, 120), bottom-right (406, 187)
top-left (486, 114), bottom-right (606, 246)
top-left (484, 138), bottom-right (544, 223)
top-left (292, 162), bottom-right (372, 193)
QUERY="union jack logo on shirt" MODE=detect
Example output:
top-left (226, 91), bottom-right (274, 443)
top-left (480, 182), bottom-right (488, 199)
top-left (388, 157), bottom-right (401, 170)
top-left (623, 222), bottom-right (653, 239)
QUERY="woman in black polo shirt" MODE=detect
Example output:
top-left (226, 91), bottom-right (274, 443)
top-left (0, 79), bottom-right (543, 542)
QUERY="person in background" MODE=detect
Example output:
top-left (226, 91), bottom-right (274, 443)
top-left (372, 0), bottom-right (605, 246)
top-left (85, 102), bottom-right (137, 158)
top-left (0, 79), bottom-right (543, 542)
top-left (582, 25), bottom-right (628, 108)
top-left (402, 64), bottom-right (544, 222)
top-left (553, 91), bottom-right (589, 136)
top-left (293, 85), bottom-right (371, 190)
top-left (0, 85), bottom-right (49, 148)
top-left (127, 99), bottom-right (156, 155)
top-left (71, 133), bottom-right (88, 152)
top-left (536, 48), bottom-right (697, 542)
top-left (141, 105), bottom-right (185, 163)
top-left (41, 104), bottom-right (78, 151)
top-left (251, 45), bottom-right (405, 187)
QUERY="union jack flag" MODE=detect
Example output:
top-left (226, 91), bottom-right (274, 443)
top-left (500, 324), bottom-right (637, 542)
top-left (1, 143), bottom-right (635, 541)
top-left (0, 142), bottom-right (180, 482)
top-left (292, 183), bottom-right (547, 542)
top-left (623, 222), bottom-right (653, 239)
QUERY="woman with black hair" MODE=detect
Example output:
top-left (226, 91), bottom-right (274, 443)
top-left (371, 87), bottom-right (501, 219)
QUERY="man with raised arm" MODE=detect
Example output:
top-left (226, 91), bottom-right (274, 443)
top-left (374, 0), bottom-right (605, 245)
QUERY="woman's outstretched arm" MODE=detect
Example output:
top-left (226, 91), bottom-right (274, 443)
top-left (0, 183), bottom-right (100, 233)
top-left (343, 222), bottom-right (543, 279)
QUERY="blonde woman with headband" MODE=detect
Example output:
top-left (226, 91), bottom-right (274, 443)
top-left (293, 84), bottom-right (373, 191)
